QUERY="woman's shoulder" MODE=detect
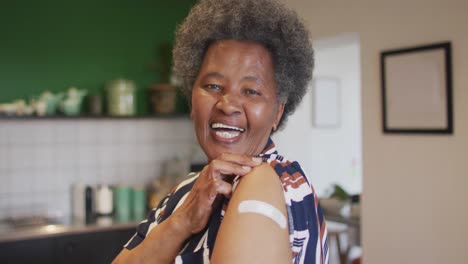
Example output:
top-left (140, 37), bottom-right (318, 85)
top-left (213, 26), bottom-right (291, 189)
top-left (239, 163), bottom-right (283, 194)
top-left (212, 163), bottom-right (291, 264)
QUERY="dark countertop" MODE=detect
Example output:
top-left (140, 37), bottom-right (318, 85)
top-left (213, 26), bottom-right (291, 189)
top-left (0, 216), bottom-right (140, 243)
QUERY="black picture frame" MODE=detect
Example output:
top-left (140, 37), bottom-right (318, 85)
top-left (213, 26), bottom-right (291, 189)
top-left (381, 42), bottom-right (453, 134)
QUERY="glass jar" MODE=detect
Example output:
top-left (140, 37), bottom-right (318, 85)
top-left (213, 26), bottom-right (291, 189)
top-left (106, 79), bottom-right (136, 116)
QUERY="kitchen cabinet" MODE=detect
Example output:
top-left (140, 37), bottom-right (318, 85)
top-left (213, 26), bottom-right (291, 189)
top-left (0, 228), bottom-right (135, 264)
top-left (0, 236), bottom-right (55, 264)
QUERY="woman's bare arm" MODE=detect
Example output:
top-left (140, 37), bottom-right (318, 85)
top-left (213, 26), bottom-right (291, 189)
top-left (211, 163), bottom-right (291, 264)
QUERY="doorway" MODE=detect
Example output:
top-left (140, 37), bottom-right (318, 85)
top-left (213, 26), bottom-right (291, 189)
top-left (273, 32), bottom-right (362, 264)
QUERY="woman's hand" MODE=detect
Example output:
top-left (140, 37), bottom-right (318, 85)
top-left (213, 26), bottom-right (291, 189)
top-left (174, 153), bottom-right (263, 234)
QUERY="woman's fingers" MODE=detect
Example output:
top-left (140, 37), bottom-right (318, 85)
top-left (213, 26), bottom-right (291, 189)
top-left (213, 178), bottom-right (233, 199)
top-left (203, 153), bottom-right (263, 198)
top-left (178, 153), bottom-right (263, 233)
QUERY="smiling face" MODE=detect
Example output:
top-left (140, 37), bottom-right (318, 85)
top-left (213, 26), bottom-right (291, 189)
top-left (191, 40), bottom-right (284, 161)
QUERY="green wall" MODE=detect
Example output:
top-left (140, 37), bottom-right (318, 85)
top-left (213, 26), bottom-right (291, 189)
top-left (0, 0), bottom-right (193, 114)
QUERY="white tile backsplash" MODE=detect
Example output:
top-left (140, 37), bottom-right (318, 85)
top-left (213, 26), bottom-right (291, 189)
top-left (77, 121), bottom-right (98, 144)
top-left (10, 146), bottom-right (33, 169)
top-left (55, 144), bottom-right (78, 168)
top-left (33, 167), bottom-right (57, 193)
top-left (32, 121), bottom-right (56, 144)
top-left (0, 169), bottom-right (12, 195)
top-left (7, 122), bottom-right (36, 145)
top-left (135, 121), bottom-right (156, 143)
top-left (32, 145), bottom-right (55, 169)
top-left (98, 165), bottom-right (118, 185)
top-left (0, 146), bottom-right (9, 170)
top-left (98, 144), bottom-right (118, 165)
top-left (96, 121), bottom-right (119, 143)
top-left (116, 121), bottom-right (138, 144)
top-left (0, 118), bottom-right (195, 219)
top-left (0, 194), bottom-right (8, 211)
top-left (0, 124), bottom-right (8, 145)
top-left (78, 165), bottom-right (100, 185)
top-left (77, 144), bottom-right (99, 166)
top-left (10, 168), bottom-right (32, 194)
top-left (56, 122), bottom-right (79, 143)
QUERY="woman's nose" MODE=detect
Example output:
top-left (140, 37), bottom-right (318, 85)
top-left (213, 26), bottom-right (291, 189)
top-left (215, 92), bottom-right (242, 116)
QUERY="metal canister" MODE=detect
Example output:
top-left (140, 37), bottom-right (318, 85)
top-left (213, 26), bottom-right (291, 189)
top-left (106, 79), bottom-right (136, 116)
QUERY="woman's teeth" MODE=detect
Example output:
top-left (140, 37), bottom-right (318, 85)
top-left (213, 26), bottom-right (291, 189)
top-left (211, 123), bottom-right (245, 139)
top-left (215, 130), bottom-right (241, 139)
top-left (211, 123), bottom-right (245, 132)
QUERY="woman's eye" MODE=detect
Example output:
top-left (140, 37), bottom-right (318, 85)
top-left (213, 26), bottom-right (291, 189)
top-left (203, 84), bottom-right (222, 90)
top-left (245, 88), bottom-right (261, 96)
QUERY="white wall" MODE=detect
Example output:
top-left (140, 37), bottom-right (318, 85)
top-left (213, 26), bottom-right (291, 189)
top-left (282, 0), bottom-right (468, 263)
top-left (273, 34), bottom-right (362, 197)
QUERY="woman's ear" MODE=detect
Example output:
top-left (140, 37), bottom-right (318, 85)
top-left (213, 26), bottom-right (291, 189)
top-left (190, 91), bottom-right (195, 120)
top-left (273, 103), bottom-right (285, 131)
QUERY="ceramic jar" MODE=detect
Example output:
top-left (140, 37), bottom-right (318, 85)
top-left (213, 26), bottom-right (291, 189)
top-left (148, 83), bottom-right (177, 114)
top-left (106, 79), bottom-right (136, 116)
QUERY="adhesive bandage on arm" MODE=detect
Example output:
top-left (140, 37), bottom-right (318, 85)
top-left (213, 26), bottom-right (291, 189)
top-left (238, 200), bottom-right (287, 229)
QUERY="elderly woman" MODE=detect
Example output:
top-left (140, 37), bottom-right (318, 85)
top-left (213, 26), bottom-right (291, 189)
top-left (114, 0), bottom-right (328, 263)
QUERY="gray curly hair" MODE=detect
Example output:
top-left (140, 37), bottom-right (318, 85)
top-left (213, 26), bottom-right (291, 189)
top-left (173, 0), bottom-right (313, 130)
